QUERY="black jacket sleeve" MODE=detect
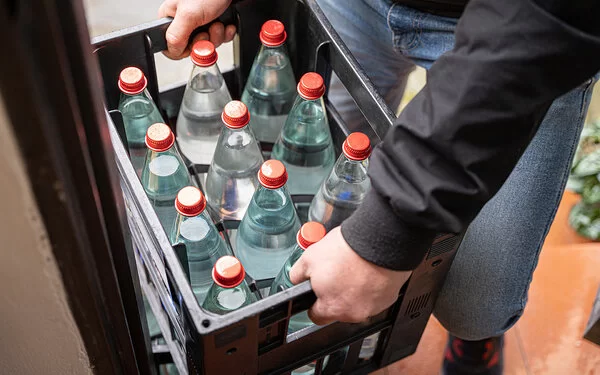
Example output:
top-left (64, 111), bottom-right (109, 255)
top-left (341, 0), bottom-right (600, 271)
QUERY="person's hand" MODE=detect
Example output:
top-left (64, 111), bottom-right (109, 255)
top-left (158, 0), bottom-right (236, 59)
top-left (289, 227), bottom-right (411, 326)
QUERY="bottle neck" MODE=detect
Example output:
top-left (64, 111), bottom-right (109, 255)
top-left (258, 43), bottom-right (289, 58)
top-left (287, 245), bottom-right (304, 270)
top-left (205, 282), bottom-right (254, 314)
top-left (334, 156), bottom-right (369, 183)
top-left (122, 88), bottom-right (157, 103)
top-left (289, 95), bottom-right (327, 125)
top-left (221, 125), bottom-right (258, 148)
top-left (253, 184), bottom-right (292, 209)
top-left (147, 146), bottom-right (182, 161)
top-left (172, 210), bottom-right (212, 241)
top-left (271, 244), bottom-right (304, 294)
top-left (189, 63), bottom-right (225, 91)
top-left (118, 88), bottom-right (162, 119)
top-left (143, 146), bottom-right (188, 182)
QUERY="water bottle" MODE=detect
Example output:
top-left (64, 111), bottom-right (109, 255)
top-left (117, 67), bottom-right (165, 175)
top-left (236, 159), bottom-right (301, 281)
top-left (269, 222), bottom-right (326, 330)
top-left (205, 101), bottom-right (264, 220)
top-left (271, 72), bottom-right (335, 195)
top-left (176, 40), bottom-right (232, 166)
top-left (202, 256), bottom-right (258, 314)
top-left (267, 221), bottom-right (330, 375)
top-left (171, 186), bottom-right (232, 304)
top-left (241, 20), bottom-right (296, 144)
top-left (303, 133), bottom-right (378, 359)
top-left (308, 132), bottom-right (372, 230)
top-left (141, 123), bottom-right (193, 235)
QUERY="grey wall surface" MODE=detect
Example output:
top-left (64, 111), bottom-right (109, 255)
top-left (0, 94), bottom-right (92, 374)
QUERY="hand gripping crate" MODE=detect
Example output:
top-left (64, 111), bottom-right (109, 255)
top-left (92, 0), bottom-right (464, 373)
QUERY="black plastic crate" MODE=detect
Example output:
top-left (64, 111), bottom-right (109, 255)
top-left (92, 0), bottom-right (463, 374)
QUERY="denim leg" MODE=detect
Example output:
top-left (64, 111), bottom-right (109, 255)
top-left (316, 0), bottom-right (415, 131)
top-left (386, 4), bottom-right (457, 69)
top-left (433, 77), bottom-right (597, 340)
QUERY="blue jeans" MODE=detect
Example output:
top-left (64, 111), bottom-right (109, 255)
top-left (317, 0), bottom-right (597, 340)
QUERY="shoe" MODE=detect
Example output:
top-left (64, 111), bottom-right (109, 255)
top-left (441, 334), bottom-right (504, 375)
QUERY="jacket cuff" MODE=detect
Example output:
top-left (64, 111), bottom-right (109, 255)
top-left (341, 191), bottom-right (436, 271)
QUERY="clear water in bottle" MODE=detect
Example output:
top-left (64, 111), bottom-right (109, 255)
top-left (117, 67), bottom-right (165, 176)
top-left (236, 160), bottom-right (301, 281)
top-left (205, 101), bottom-right (264, 220)
top-left (241, 20), bottom-right (296, 144)
top-left (171, 186), bottom-right (232, 304)
top-left (308, 132), bottom-right (372, 230)
top-left (141, 124), bottom-right (193, 235)
top-left (269, 222), bottom-right (326, 332)
top-left (176, 40), bottom-right (232, 166)
top-left (202, 256), bottom-right (258, 315)
top-left (271, 73), bottom-right (335, 196)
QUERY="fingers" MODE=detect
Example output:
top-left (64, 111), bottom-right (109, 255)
top-left (165, 6), bottom-right (207, 59)
top-left (166, 32), bottom-right (207, 59)
top-left (208, 22), bottom-right (225, 47)
top-left (307, 299), bottom-right (336, 326)
top-left (224, 24), bottom-right (237, 43)
top-left (206, 23), bottom-right (236, 48)
top-left (289, 254), bottom-right (310, 286)
top-left (308, 294), bottom-right (373, 326)
top-left (191, 32), bottom-right (210, 46)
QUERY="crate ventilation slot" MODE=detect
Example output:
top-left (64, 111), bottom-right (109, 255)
top-left (405, 292), bottom-right (431, 316)
top-left (427, 236), bottom-right (459, 259)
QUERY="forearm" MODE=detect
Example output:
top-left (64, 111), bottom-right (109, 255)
top-left (343, 0), bottom-right (600, 270)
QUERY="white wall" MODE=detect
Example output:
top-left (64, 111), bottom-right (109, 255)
top-left (0, 94), bottom-right (92, 374)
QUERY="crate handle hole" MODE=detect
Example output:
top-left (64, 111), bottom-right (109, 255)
top-left (432, 259), bottom-right (443, 267)
top-left (226, 347), bottom-right (237, 355)
top-left (202, 319), bottom-right (210, 328)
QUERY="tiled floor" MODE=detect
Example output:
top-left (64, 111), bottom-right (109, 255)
top-left (373, 191), bottom-right (600, 374)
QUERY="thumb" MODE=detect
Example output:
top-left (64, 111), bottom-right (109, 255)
top-left (165, 8), bottom-right (203, 58)
top-left (289, 254), bottom-right (310, 286)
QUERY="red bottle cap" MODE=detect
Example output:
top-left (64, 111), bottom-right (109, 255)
top-left (343, 132), bottom-right (372, 161)
top-left (145, 123), bottom-right (175, 152)
top-left (297, 222), bottom-right (326, 250)
top-left (260, 20), bottom-right (287, 47)
top-left (222, 101), bottom-right (250, 129)
top-left (212, 256), bottom-right (246, 288)
top-left (191, 40), bottom-right (218, 67)
top-left (175, 186), bottom-right (206, 217)
top-left (118, 67), bottom-right (148, 95)
top-left (298, 72), bottom-right (325, 100)
top-left (258, 160), bottom-right (288, 189)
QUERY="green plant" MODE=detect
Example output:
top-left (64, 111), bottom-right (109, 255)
top-left (568, 121), bottom-right (600, 240)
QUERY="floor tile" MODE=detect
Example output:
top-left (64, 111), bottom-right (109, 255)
top-left (514, 193), bottom-right (600, 374)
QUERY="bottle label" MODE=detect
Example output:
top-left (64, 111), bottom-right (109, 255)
top-left (149, 155), bottom-right (180, 177)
